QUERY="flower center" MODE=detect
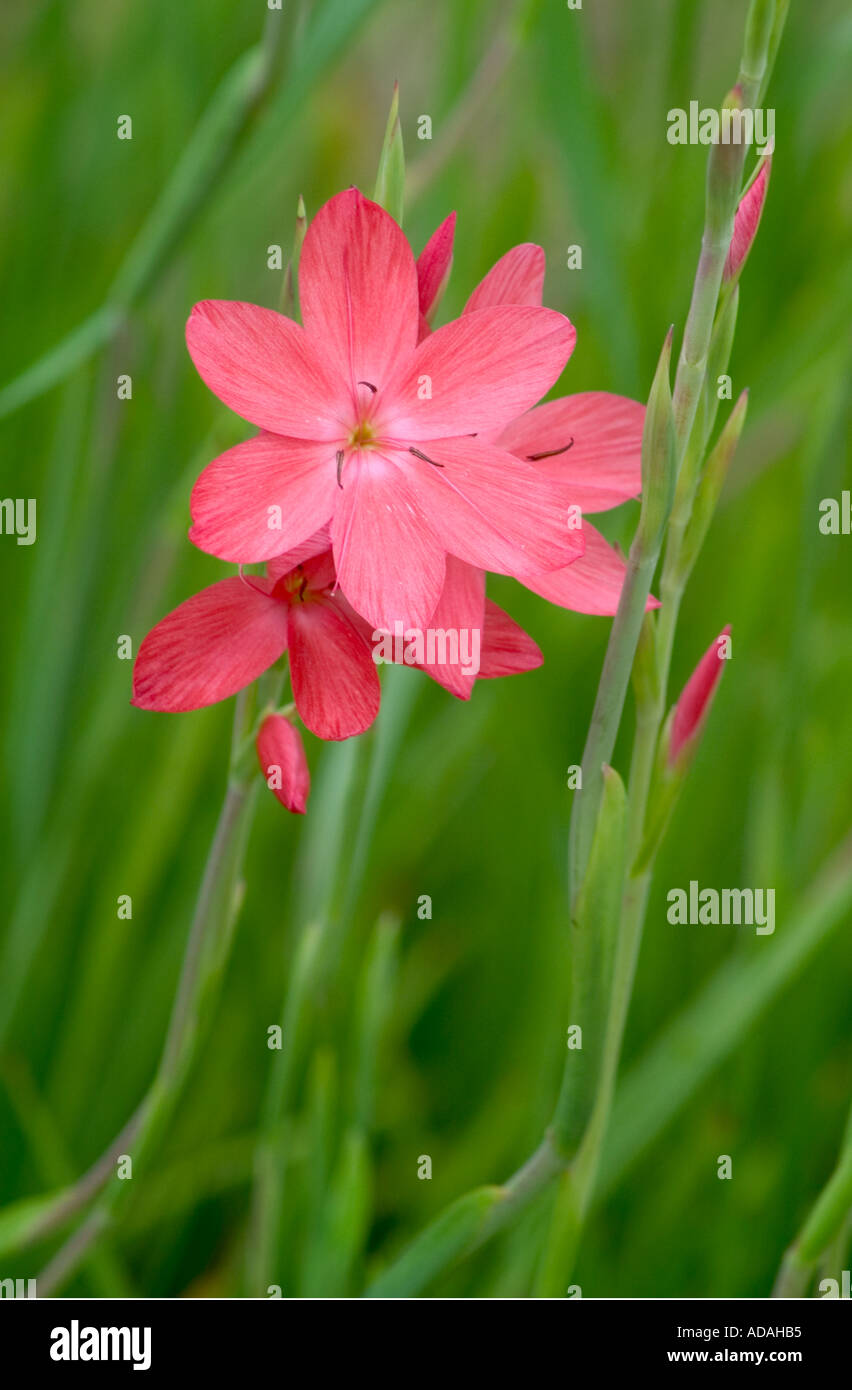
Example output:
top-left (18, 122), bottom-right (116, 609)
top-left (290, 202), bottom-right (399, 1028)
top-left (348, 419), bottom-right (377, 450)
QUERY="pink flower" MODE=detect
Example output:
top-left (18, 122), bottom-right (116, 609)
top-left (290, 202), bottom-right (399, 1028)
top-left (185, 189), bottom-right (582, 633)
top-left (257, 714), bottom-right (310, 813)
top-left (415, 235), bottom-right (657, 618)
top-left (132, 548), bottom-right (380, 742)
top-left (724, 158), bottom-right (770, 282)
top-left (669, 625), bottom-right (731, 765)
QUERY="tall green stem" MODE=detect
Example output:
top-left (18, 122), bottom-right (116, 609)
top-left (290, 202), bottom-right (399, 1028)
top-left (34, 690), bottom-right (261, 1293)
top-left (367, 0), bottom-right (788, 1299)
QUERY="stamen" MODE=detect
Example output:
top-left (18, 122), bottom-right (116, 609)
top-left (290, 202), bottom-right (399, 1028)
top-left (409, 446), bottom-right (444, 468)
top-left (336, 449), bottom-right (345, 488)
top-left (357, 380), bottom-right (378, 393)
top-left (526, 437), bottom-right (574, 461)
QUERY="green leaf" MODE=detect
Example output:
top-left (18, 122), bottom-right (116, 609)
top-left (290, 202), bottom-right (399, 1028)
top-left (365, 1187), bottom-right (504, 1297)
top-left (555, 765), bottom-right (628, 1153)
top-left (0, 1191), bottom-right (65, 1260)
top-left (374, 82), bottom-right (405, 224)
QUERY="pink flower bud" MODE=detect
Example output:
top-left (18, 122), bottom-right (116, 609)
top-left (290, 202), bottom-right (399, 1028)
top-left (416, 212), bottom-right (456, 326)
top-left (669, 625), bottom-right (731, 765)
top-left (724, 158), bottom-right (770, 282)
top-left (256, 714), bottom-right (310, 814)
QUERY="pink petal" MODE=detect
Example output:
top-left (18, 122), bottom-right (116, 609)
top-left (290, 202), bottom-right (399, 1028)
top-left (495, 393), bottom-right (645, 513)
top-left (186, 301), bottom-right (345, 440)
top-left (256, 714), bottom-right (310, 813)
top-left (297, 549), bottom-right (337, 592)
top-left (518, 521), bottom-right (659, 616)
top-left (132, 578), bottom-right (288, 712)
top-left (331, 450), bottom-right (446, 632)
top-left (382, 304), bottom-right (576, 439)
top-left (724, 159), bottom-right (770, 281)
top-left (417, 212), bottom-right (456, 321)
top-left (406, 436), bottom-right (584, 578)
top-left (416, 557), bottom-right (485, 700)
top-left (266, 527), bottom-right (332, 580)
top-left (298, 187), bottom-right (419, 398)
top-left (463, 244), bottom-right (545, 313)
top-left (287, 596), bottom-right (381, 741)
top-left (670, 625), bottom-right (731, 764)
top-left (189, 434), bottom-right (338, 563)
top-left (478, 600), bottom-right (543, 678)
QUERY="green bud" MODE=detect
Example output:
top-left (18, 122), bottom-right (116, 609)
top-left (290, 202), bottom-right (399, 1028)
top-left (701, 282), bottom-right (739, 447)
top-left (636, 327), bottom-right (676, 559)
top-left (679, 390), bottom-right (748, 580)
top-left (632, 711), bottom-right (681, 877)
top-left (742, 0), bottom-right (777, 88)
top-left (706, 86), bottom-right (746, 238)
top-left (374, 82), bottom-right (405, 225)
top-left (280, 193), bottom-right (308, 320)
top-left (632, 611), bottom-right (661, 714)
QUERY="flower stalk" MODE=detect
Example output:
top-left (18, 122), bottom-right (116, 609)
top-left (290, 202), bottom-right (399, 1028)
top-left (35, 686), bottom-right (264, 1292)
top-left (368, 0), bottom-right (788, 1298)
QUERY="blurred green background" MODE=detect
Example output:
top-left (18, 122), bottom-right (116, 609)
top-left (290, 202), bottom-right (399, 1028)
top-left (1, 0), bottom-right (851, 1297)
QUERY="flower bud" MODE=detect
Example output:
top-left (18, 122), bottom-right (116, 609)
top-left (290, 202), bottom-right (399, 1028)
top-left (280, 194), bottom-right (308, 319)
top-left (632, 611), bottom-right (661, 712)
top-left (636, 327), bottom-right (676, 558)
top-left (256, 714), bottom-right (310, 814)
top-left (633, 625), bottom-right (732, 874)
top-left (679, 392), bottom-right (748, 580)
top-left (697, 281), bottom-right (739, 450)
top-left (706, 86), bottom-right (747, 237)
top-left (724, 156), bottom-right (771, 282)
top-left (417, 212), bottom-right (456, 325)
top-left (669, 625), bottom-right (731, 766)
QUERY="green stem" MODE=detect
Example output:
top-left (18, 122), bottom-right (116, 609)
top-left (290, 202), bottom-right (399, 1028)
top-left (549, 0), bottom-right (784, 1273)
top-left (567, 549), bottom-right (659, 905)
top-left (367, 0), bottom-right (789, 1300)
top-left (366, 826), bottom-right (852, 1297)
top-left (247, 668), bottom-right (417, 1294)
top-left (34, 690), bottom-right (261, 1293)
top-left (773, 1099), bottom-right (852, 1296)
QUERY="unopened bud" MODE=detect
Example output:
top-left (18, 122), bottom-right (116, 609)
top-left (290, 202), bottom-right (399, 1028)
top-left (724, 156), bottom-right (771, 282)
top-left (669, 625), bottom-right (732, 767)
top-left (416, 212), bottom-right (456, 327)
top-left (636, 327), bottom-right (676, 557)
top-left (257, 714), bottom-right (310, 814)
top-left (680, 394), bottom-right (748, 579)
top-left (707, 86), bottom-right (747, 237)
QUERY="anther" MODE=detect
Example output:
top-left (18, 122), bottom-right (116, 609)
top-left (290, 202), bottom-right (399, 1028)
top-left (357, 380), bottom-right (378, 393)
top-left (336, 449), bottom-right (345, 487)
top-left (409, 446), bottom-right (444, 468)
top-left (526, 437), bottom-right (574, 461)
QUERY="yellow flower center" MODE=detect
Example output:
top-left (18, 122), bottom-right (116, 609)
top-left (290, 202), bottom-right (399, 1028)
top-left (348, 419), bottom-right (377, 449)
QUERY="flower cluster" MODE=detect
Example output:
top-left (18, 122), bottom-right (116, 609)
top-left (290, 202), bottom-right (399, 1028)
top-left (132, 189), bottom-right (648, 811)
